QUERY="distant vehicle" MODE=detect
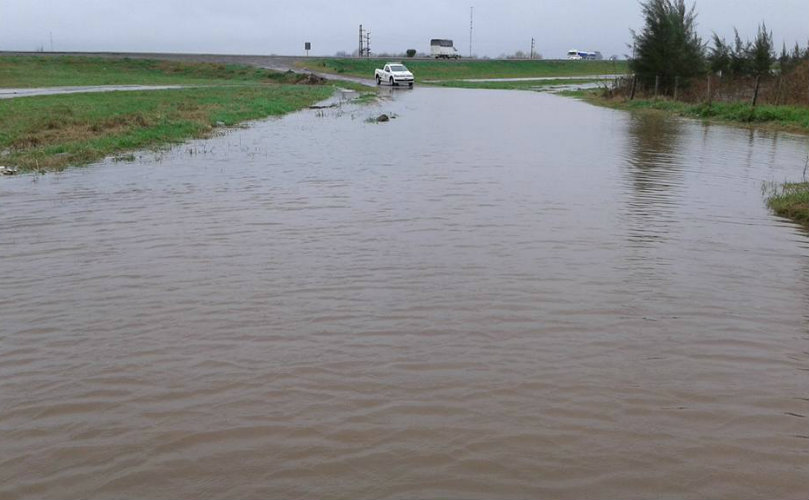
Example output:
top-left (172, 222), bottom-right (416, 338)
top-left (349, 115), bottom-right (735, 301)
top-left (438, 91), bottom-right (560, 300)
top-left (567, 49), bottom-right (603, 60)
top-left (375, 63), bottom-right (415, 87)
top-left (431, 39), bottom-right (460, 59)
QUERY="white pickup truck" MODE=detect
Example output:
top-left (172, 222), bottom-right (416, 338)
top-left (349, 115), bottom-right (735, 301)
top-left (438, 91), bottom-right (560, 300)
top-left (374, 63), bottom-right (414, 87)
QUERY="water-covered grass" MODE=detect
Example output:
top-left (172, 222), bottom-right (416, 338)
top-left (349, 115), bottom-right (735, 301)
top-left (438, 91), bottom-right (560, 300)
top-left (767, 182), bottom-right (809, 228)
top-left (1, 84), bottom-right (336, 172)
top-left (0, 56), bottom-right (372, 172)
top-left (620, 100), bottom-right (809, 131)
top-left (570, 90), bottom-right (809, 133)
top-left (427, 78), bottom-right (598, 90)
top-left (296, 58), bottom-right (626, 81)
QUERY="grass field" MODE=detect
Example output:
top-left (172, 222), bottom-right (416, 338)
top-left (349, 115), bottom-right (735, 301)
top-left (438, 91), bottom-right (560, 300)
top-left (295, 58), bottom-right (627, 81)
top-left (766, 181), bottom-right (809, 228)
top-left (618, 99), bottom-right (809, 131)
top-left (562, 89), bottom-right (809, 133)
top-left (0, 56), bottom-right (352, 172)
top-left (0, 56), bottom-right (312, 88)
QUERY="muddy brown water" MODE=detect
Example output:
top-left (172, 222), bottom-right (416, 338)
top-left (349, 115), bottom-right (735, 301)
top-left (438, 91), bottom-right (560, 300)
top-left (1, 88), bottom-right (808, 499)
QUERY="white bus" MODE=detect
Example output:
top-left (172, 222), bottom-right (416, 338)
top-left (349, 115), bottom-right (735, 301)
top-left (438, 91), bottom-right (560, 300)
top-left (567, 49), bottom-right (602, 60)
top-left (431, 39), bottom-right (460, 59)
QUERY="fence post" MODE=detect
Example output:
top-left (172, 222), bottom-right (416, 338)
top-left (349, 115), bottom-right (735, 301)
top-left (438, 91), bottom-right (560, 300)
top-left (654, 75), bottom-right (660, 99)
top-left (706, 74), bottom-right (712, 106)
top-left (674, 76), bottom-right (679, 101)
top-left (776, 76), bottom-right (783, 106)
top-left (752, 75), bottom-right (761, 107)
top-left (630, 75), bottom-right (637, 101)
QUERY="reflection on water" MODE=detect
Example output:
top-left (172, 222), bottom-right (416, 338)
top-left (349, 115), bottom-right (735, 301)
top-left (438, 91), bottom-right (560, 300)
top-left (0, 88), bottom-right (808, 500)
top-left (623, 111), bottom-right (685, 247)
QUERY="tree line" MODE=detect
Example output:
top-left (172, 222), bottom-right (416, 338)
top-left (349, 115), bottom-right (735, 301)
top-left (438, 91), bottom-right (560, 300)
top-left (628, 0), bottom-right (808, 103)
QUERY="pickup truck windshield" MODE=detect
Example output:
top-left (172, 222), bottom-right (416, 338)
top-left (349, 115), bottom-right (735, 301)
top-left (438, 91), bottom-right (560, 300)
top-left (390, 65), bottom-right (407, 72)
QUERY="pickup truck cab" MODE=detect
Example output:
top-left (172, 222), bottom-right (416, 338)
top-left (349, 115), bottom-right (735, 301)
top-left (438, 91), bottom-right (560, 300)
top-left (375, 63), bottom-right (414, 87)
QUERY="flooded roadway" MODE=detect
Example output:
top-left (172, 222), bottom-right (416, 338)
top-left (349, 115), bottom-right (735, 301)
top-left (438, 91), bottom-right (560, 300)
top-left (1, 88), bottom-right (808, 499)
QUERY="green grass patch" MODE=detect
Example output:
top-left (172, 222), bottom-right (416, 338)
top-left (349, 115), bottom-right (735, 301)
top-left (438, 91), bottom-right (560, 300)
top-left (0, 84), bottom-right (334, 172)
top-left (574, 91), bottom-right (809, 132)
top-left (0, 55), bottom-right (373, 172)
top-left (766, 182), bottom-right (809, 227)
top-left (0, 55), bottom-right (310, 87)
top-left (296, 58), bottom-right (626, 80)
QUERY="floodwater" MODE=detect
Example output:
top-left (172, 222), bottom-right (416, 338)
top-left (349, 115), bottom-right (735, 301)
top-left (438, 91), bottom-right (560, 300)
top-left (1, 88), bottom-right (808, 499)
top-left (425, 74), bottom-right (622, 82)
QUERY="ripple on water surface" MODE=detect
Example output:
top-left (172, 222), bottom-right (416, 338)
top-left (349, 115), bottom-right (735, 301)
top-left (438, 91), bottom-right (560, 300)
top-left (1, 88), bottom-right (808, 499)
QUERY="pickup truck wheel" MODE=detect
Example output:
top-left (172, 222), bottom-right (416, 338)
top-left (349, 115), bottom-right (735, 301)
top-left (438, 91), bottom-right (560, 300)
top-left (389, 77), bottom-right (394, 86)
top-left (408, 82), bottom-right (413, 88)
top-left (376, 75), bottom-right (381, 85)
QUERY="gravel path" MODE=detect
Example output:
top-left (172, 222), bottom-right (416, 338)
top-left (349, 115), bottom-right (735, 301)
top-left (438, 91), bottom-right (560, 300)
top-left (0, 84), bottom-right (199, 100)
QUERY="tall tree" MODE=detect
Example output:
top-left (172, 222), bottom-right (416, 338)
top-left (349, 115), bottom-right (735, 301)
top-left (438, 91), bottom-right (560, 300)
top-left (708, 34), bottom-right (731, 75)
top-left (729, 28), bottom-right (751, 76)
top-left (750, 23), bottom-right (774, 76)
top-left (630, 0), bottom-right (705, 92)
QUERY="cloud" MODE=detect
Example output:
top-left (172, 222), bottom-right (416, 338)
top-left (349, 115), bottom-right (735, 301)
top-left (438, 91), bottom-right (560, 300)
top-left (1, 0), bottom-right (806, 58)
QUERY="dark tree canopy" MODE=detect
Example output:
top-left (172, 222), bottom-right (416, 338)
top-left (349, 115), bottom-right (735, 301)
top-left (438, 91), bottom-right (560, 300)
top-left (708, 33), bottom-right (731, 75)
top-left (630, 0), bottom-right (705, 90)
top-left (709, 24), bottom-right (778, 77)
top-left (750, 23), bottom-right (774, 76)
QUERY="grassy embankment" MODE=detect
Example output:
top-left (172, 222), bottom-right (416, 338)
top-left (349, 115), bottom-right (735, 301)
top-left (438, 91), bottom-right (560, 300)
top-left (566, 91), bottom-right (809, 133)
top-left (0, 56), bottom-right (361, 172)
top-left (296, 58), bottom-right (627, 90)
top-left (766, 182), bottom-right (809, 228)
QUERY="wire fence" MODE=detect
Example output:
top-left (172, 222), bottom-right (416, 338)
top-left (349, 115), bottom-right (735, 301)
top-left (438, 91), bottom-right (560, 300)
top-left (608, 61), bottom-right (809, 107)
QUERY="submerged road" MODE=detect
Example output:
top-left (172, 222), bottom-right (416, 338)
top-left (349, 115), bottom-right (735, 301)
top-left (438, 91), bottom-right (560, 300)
top-left (425, 74), bottom-right (624, 83)
top-left (1, 87), bottom-right (807, 500)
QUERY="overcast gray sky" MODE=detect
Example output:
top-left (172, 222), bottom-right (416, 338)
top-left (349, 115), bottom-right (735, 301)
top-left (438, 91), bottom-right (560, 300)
top-left (1, 1), bottom-right (807, 59)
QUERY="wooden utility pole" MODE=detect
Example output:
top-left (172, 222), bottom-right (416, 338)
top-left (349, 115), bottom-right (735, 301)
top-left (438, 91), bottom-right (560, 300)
top-left (654, 75), bottom-right (660, 99)
top-left (358, 25), bottom-right (363, 58)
